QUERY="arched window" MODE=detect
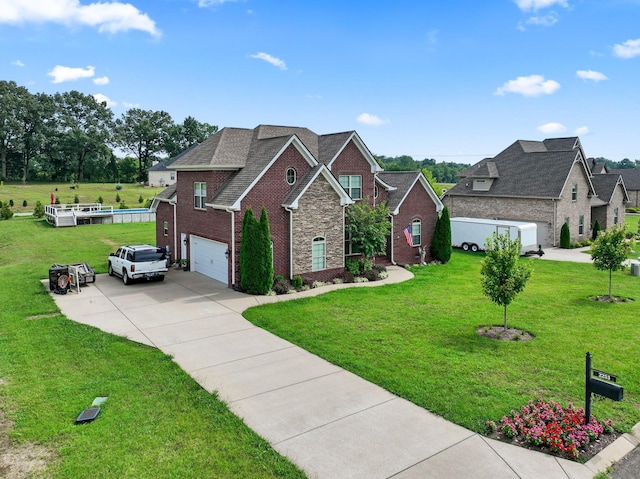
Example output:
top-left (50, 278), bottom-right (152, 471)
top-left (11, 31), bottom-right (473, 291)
top-left (286, 168), bottom-right (296, 185)
top-left (374, 184), bottom-right (379, 199)
top-left (411, 218), bottom-right (421, 246)
top-left (312, 236), bottom-right (326, 271)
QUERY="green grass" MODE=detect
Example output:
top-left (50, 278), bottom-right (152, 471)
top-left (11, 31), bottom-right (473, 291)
top-left (0, 182), bottom-right (166, 213)
top-left (244, 251), bottom-right (640, 434)
top-left (626, 213), bottom-right (639, 236)
top-left (0, 217), bottom-right (304, 478)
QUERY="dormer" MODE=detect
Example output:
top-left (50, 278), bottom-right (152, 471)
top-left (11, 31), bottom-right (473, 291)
top-left (465, 161), bottom-right (499, 191)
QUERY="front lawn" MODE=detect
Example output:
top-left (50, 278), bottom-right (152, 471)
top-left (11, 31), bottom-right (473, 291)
top-left (0, 217), bottom-right (304, 478)
top-left (244, 252), bottom-right (639, 434)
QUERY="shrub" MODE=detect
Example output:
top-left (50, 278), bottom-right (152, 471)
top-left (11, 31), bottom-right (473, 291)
top-left (372, 264), bottom-right (387, 273)
top-left (592, 220), bottom-right (601, 240)
top-left (291, 276), bottom-right (303, 289)
top-left (144, 198), bottom-right (152, 208)
top-left (0, 200), bottom-right (3, 208)
top-left (342, 271), bottom-right (355, 283)
top-left (73, 194), bottom-right (79, 203)
top-left (138, 194), bottom-right (144, 204)
top-left (33, 201), bottom-right (45, 218)
top-left (273, 275), bottom-right (284, 286)
top-left (363, 269), bottom-right (379, 281)
top-left (272, 278), bottom-right (291, 295)
top-left (0, 204), bottom-right (13, 220)
top-left (431, 206), bottom-right (452, 263)
top-left (97, 196), bottom-right (104, 204)
top-left (345, 258), bottom-right (362, 275)
top-left (115, 193), bottom-right (121, 203)
top-left (54, 196), bottom-right (60, 204)
top-left (626, 207), bottom-right (640, 213)
top-left (115, 183), bottom-right (122, 190)
top-left (22, 200), bottom-right (27, 207)
top-left (119, 201), bottom-right (127, 209)
top-left (9, 199), bottom-right (14, 207)
top-left (560, 222), bottom-right (571, 248)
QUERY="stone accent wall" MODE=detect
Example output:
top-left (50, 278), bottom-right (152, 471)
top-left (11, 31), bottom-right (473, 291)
top-left (291, 175), bottom-right (344, 277)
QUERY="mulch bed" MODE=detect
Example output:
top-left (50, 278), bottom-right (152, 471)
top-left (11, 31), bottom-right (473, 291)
top-left (477, 326), bottom-right (535, 342)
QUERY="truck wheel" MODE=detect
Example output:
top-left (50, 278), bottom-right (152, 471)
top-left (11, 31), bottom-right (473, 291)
top-left (157, 275), bottom-right (165, 282)
top-left (471, 244), bottom-right (479, 252)
top-left (108, 263), bottom-right (114, 276)
top-left (123, 270), bottom-right (131, 285)
top-left (462, 243), bottom-right (470, 251)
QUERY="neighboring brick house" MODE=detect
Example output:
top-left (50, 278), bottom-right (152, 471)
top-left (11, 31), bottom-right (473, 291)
top-left (443, 137), bottom-right (627, 246)
top-left (151, 125), bottom-right (443, 287)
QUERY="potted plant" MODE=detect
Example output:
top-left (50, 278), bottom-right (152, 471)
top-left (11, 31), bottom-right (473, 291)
top-left (180, 259), bottom-right (189, 271)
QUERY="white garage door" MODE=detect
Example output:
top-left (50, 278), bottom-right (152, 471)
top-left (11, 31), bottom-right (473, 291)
top-left (191, 236), bottom-right (228, 284)
top-left (534, 222), bottom-right (550, 247)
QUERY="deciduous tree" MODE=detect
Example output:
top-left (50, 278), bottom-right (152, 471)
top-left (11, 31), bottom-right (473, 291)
top-left (590, 224), bottom-right (631, 298)
top-left (480, 233), bottom-right (532, 330)
top-left (345, 199), bottom-right (391, 261)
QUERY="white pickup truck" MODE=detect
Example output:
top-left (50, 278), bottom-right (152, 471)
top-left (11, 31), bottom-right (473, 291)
top-left (108, 244), bottom-right (169, 285)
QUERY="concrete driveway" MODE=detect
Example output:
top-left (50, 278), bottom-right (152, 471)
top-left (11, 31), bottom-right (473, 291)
top-left (47, 267), bottom-right (632, 479)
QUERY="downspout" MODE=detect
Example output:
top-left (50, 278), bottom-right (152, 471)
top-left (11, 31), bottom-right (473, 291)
top-left (285, 207), bottom-right (294, 278)
top-left (226, 208), bottom-right (236, 287)
top-left (389, 214), bottom-right (396, 265)
top-left (172, 200), bottom-right (177, 263)
top-left (552, 199), bottom-right (557, 246)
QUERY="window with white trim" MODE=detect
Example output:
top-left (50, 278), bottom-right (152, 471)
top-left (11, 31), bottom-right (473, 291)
top-left (614, 208), bottom-right (619, 224)
top-left (286, 168), bottom-right (296, 185)
top-left (170, 172), bottom-right (175, 180)
top-left (312, 236), bottom-right (326, 271)
top-left (339, 175), bottom-right (362, 199)
top-left (163, 221), bottom-right (169, 236)
top-left (344, 232), bottom-right (362, 256)
top-left (578, 215), bottom-right (584, 235)
top-left (194, 182), bottom-right (206, 209)
top-left (374, 184), bottom-right (379, 199)
top-left (411, 219), bottom-right (421, 246)
top-left (571, 184), bottom-right (577, 201)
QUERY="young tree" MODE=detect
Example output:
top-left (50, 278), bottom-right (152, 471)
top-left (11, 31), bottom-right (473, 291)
top-left (560, 222), bottom-right (571, 248)
top-left (345, 199), bottom-right (391, 261)
top-left (590, 224), bottom-right (631, 298)
top-left (257, 207), bottom-right (274, 294)
top-left (239, 208), bottom-right (257, 292)
top-left (480, 233), bottom-right (532, 330)
top-left (430, 206), bottom-right (452, 263)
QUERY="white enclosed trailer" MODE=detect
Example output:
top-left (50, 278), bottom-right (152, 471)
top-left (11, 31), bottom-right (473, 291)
top-left (450, 217), bottom-right (539, 254)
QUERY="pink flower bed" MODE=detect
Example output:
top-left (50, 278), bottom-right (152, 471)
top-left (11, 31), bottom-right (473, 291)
top-left (486, 398), bottom-right (615, 460)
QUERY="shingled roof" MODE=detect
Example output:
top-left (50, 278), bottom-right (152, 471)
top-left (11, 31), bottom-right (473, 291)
top-left (378, 171), bottom-right (444, 215)
top-left (609, 169), bottom-right (640, 190)
top-left (590, 174), bottom-right (629, 204)
top-left (447, 137), bottom-right (592, 199)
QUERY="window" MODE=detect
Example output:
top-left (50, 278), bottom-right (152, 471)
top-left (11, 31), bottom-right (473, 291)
top-left (286, 168), bottom-right (296, 185)
top-left (339, 175), bottom-right (362, 199)
top-left (411, 219), bottom-right (421, 246)
top-left (194, 182), bottom-right (206, 209)
top-left (163, 221), bottom-right (169, 236)
top-left (312, 237), bottom-right (326, 271)
top-left (344, 232), bottom-right (362, 256)
top-left (578, 215), bottom-right (584, 235)
top-left (170, 172), bottom-right (175, 180)
top-left (374, 184), bottom-right (379, 199)
top-left (571, 184), bottom-right (577, 201)
top-left (614, 208), bottom-right (619, 225)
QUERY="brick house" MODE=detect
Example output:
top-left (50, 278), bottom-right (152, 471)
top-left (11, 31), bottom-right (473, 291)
top-left (443, 137), bottom-right (628, 246)
top-left (609, 169), bottom-right (640, 208)
top-left (151, 125), bottom-right (443, 287)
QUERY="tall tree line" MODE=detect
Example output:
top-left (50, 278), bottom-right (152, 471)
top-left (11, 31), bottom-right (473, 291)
top-left (0, 80), bottom-right (217, 183)
top-left (375, 154), bottom-right (470, 184)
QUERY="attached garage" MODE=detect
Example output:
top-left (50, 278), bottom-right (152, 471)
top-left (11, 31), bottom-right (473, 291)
top-left (191, 236), bottom-right (228, 284)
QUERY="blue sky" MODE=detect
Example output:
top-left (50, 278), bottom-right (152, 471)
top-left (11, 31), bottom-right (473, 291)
top-left (1, 0), bottom-right (639, 164)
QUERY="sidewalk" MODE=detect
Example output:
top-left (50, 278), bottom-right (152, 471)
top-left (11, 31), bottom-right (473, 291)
top-left (47, 266), bottom-right (636, 478)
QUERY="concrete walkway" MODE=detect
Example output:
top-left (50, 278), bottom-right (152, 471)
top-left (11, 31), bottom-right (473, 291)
top-left (46, 267), bottom-right (635, 478)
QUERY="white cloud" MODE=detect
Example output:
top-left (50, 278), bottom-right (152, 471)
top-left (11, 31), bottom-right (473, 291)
top-left (122, 101), bottom-right (139, 108)
top-left (574, 126), bottom-right (589, 135)
top-left (48, 65), bottom-right (95, 83)
top-left (538, 122), bottom-right (567, 134)
top-left (198, 0), bottom-right (241, 7)
top-left (525, 13), bottom-right (558, 27)
top-left (12, 59), bottom-right (25, 67)
top-left (0, 0), bottom-right (160, 37)
top-left (514, 0), bottom-right (569, 12)
top-left (495, 74), bottom-right (561, 97)
top-left (93, 93), bottom-right (115, 107)
top-left (93, 75), bottom-right (109, 85)
top-left (250, 52), bottom-right (287, 70)
top-left (357, 113), bottom-right (389, 126)
top-left (613, 38), bottom-right (640, 59)
top-left (576, 70), bottom-right (607, 81)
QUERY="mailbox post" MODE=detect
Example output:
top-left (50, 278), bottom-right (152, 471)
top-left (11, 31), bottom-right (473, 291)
top-left (585, 352), bottom-right (623, 424)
